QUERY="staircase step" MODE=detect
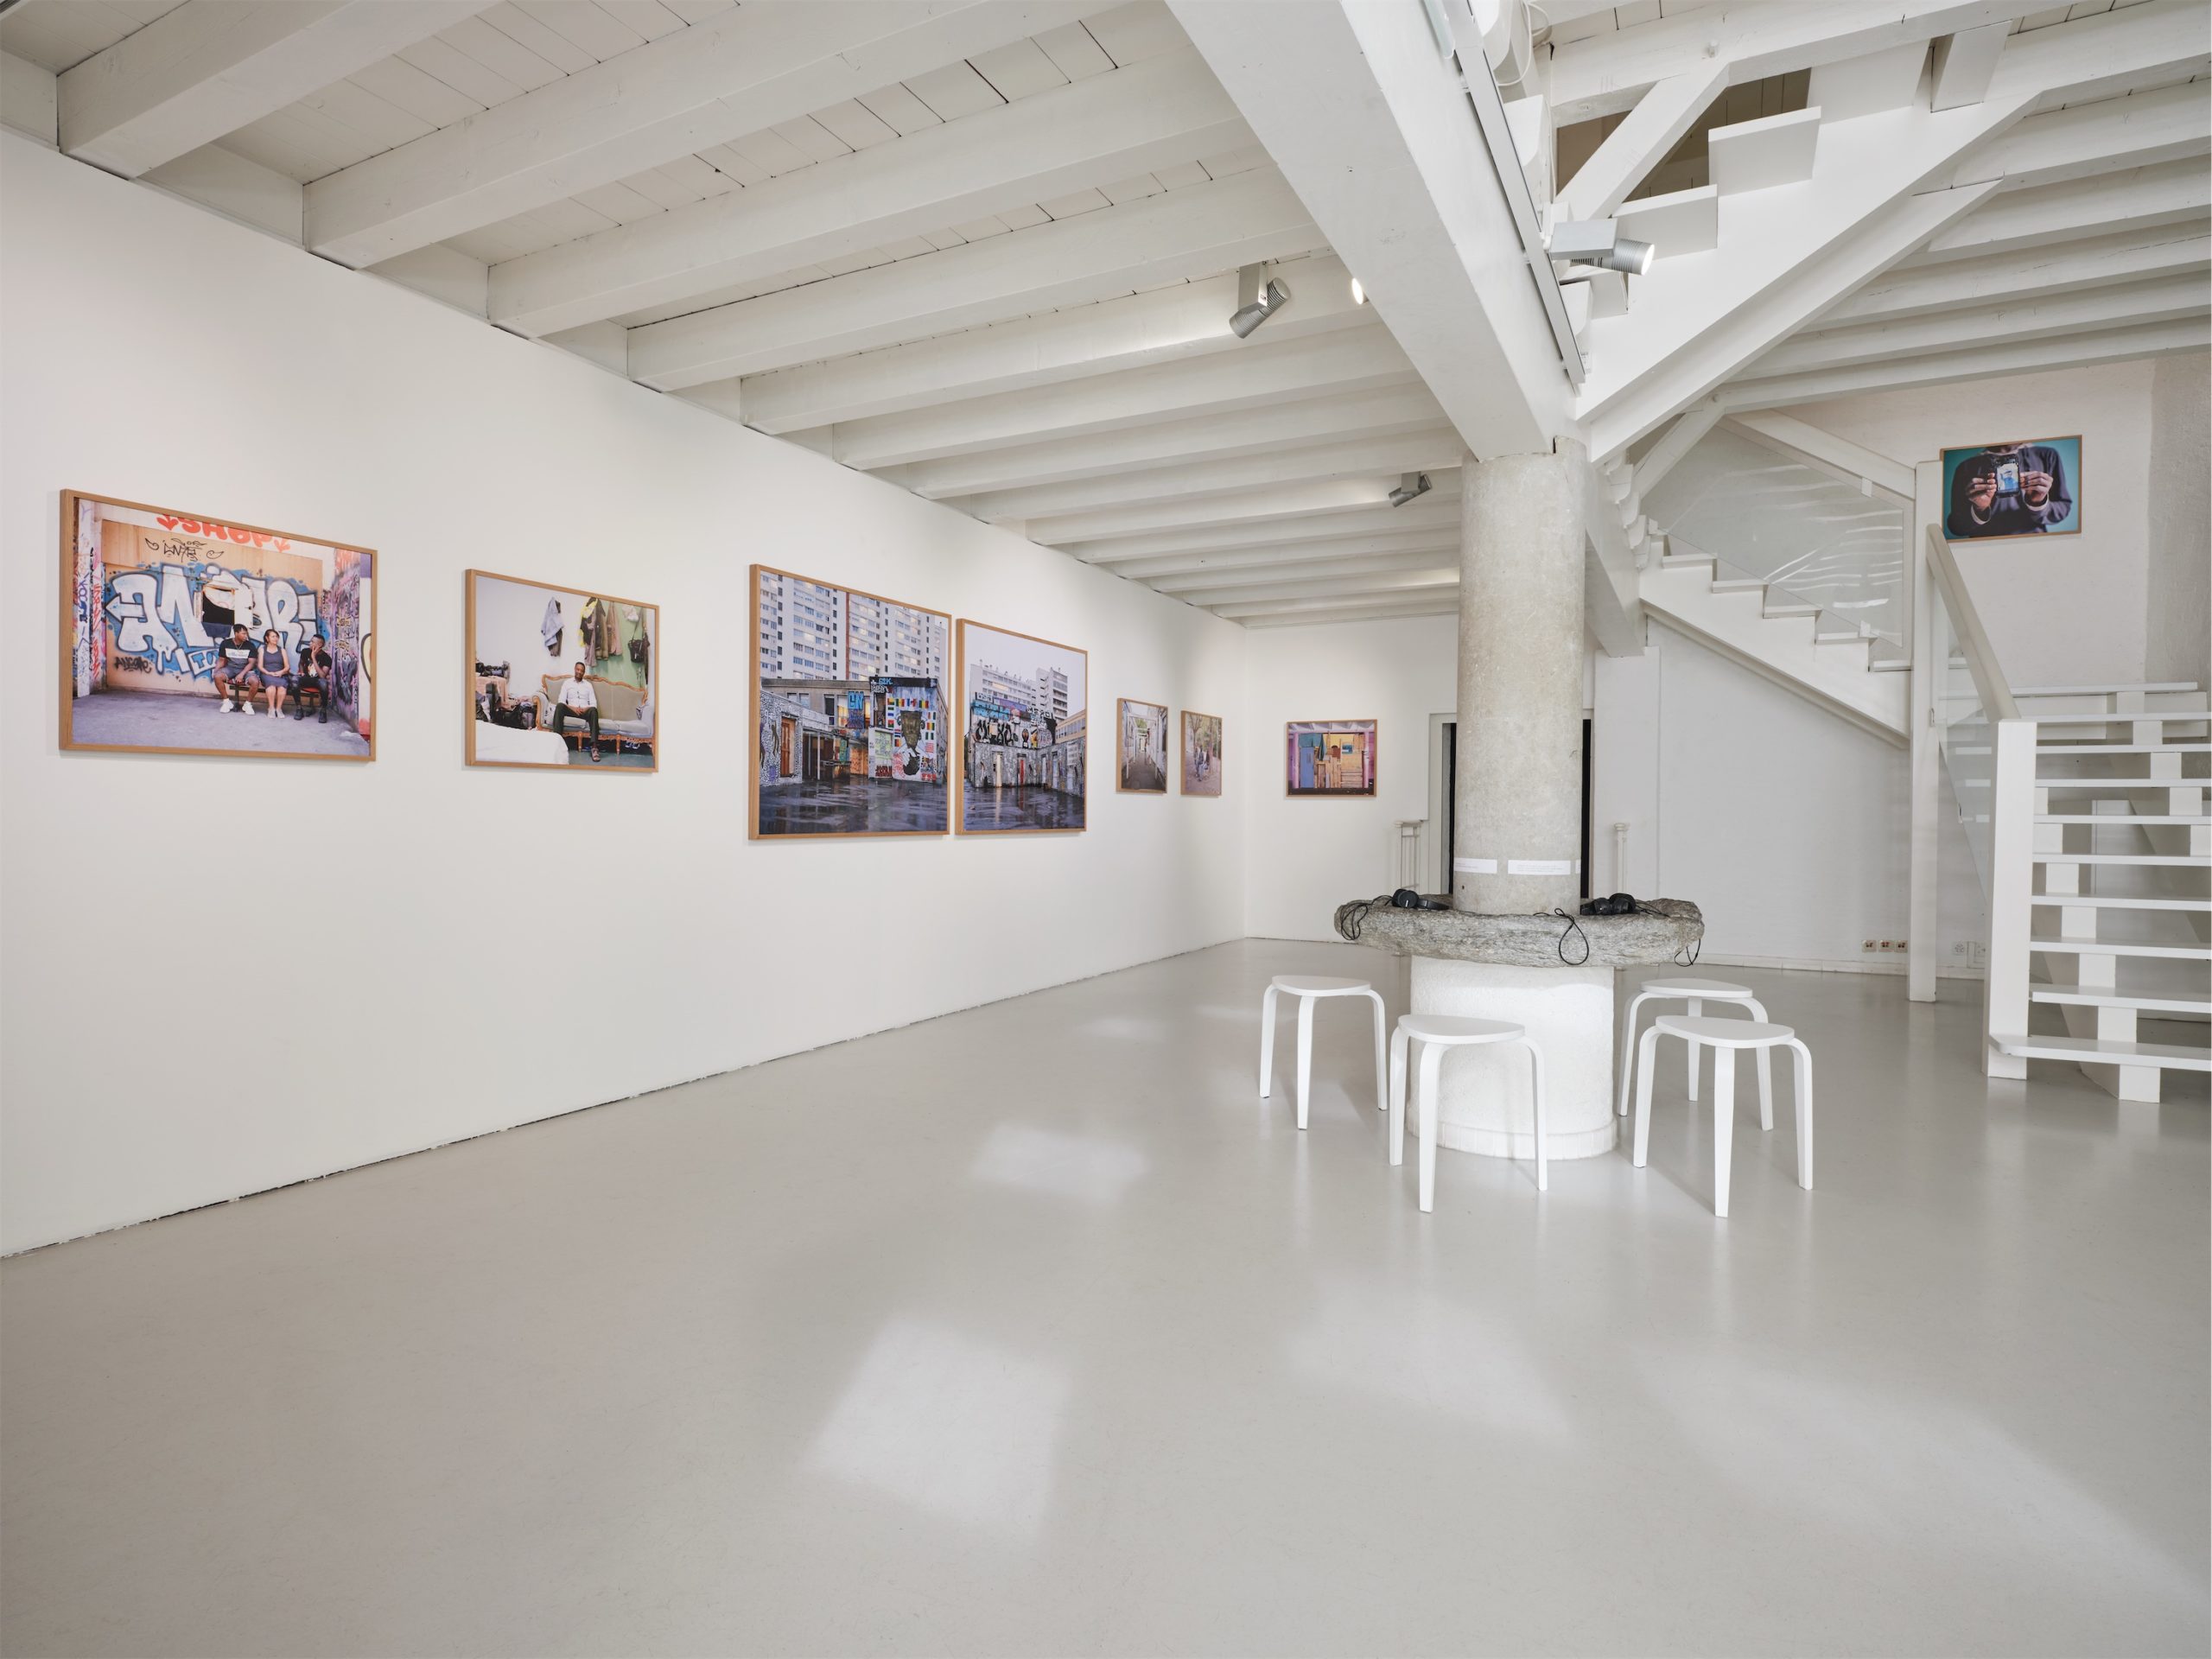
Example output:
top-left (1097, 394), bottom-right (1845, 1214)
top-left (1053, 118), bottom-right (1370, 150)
top-left (2014, 682), bottom-right (2204, 697)
top-left (2031, 979), bottom-right (2212, 1014)
top-left (1709, 578), bottom-right (1767, 594)
top-left (1869, 657), bottom-right (1910, 673)
top-left (2032, 710), bottom-right (2211, 725)
top-left (2032, 853), bottom-right (2209, 867)
top-left (1991, 1033), bottom-right (2211, 1071)
top-left (2037, 743), bottom-right (2211, 754)
top-left (2032, 893), bottom-right (2212, 911)
top-left (2037, 814), bottom-right (2209, 825)
top-left (1763, 601), bottom-right (1821, 618)
top-left (2031, 937), bottom-right (2212, 959)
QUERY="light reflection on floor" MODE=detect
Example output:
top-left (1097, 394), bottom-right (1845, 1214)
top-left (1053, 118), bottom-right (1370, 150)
top-left (969, 1123), bottom-right (1147, 1207)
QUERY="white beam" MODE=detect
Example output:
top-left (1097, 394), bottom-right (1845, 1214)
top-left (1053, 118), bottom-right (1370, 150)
top-left (1948, 82), bottom-right (2212, 192)
top-left (830, 325), bottom-right (1417, 469)
top-left (1184, 565), bottom-right (1459, 610)
top-left (1211, 582), bottom-right (1458, 620)
top-left (729, 252), bottom-right (1370, 434)
top-left (1721, 316), bottom-right (2212, 409)
top-left (1918, 157), bottom-right (2211, 262)
top-left (1240, 597), bottom-right (1460, 628)
top-left (58, 0), bottom-right (492, 178)
top-left (1548, 1), bottom-right (2044, 124)
top-left (1172, 0), bottom-right (1571, 459)
top-left (883, 382), bottom-right (1446, 499)
top-left (487, 48), bottom-right (1248, 337)
top-left (303, 1), bottom-right (1104, 266)
top-left (1066, 496), bottom-right (1463, 563)
top-left (141, 138), bottom-right (302, 242)
top-left (1025, 472), bottom-right (1462, 546)
top-left (1114, 526), bottom-right (1459, 582)
top-left (1825, 225), bottom-right (2211, 325)
top-left (627, 167), bottom-right (1320, 388)
top-left (1929, 22), bottom-right (2011, 110)
top-left (1554, 61), bottom-right (1729, 221)
top-left (2, 51), bottom-right (59, 148)
top-left (952, 428), bottom-right (1466, 522)
top-left (1756, 272), bottom-right (2210, 377)
top-left (1147, 546), bottom-right (1454, 594)
top-left (1630, 402), bottom-right (1723, 496)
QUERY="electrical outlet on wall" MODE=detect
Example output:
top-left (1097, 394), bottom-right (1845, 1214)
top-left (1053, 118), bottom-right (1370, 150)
top-left (1863, 939), bottom-right (1878, 952)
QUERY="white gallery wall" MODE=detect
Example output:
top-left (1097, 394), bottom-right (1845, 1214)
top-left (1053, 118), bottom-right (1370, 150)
top-left (0, 135), bottom-right (1248, 1253)
top-left (1243, 613), bottom-right (1459, 941)
top-left (1793, 361), bottom-right (2160, 690)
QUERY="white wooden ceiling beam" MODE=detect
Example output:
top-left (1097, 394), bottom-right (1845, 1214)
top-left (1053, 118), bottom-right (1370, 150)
top-left (1146, 546), bottom-right (1456, 594)
top-left (1827, 224), bottom-right (2210, 325)
top-left (1630, 402), bottom-right (1723, 497)
top-left (1948, 82), bottom-right (2212, 193)
top-left (1211, 580), bottom-right (1459, 620)
top-left (1918, 157), bottom-right (2210, 262)
top-left (1547, 1), bottom-right (2045, 124)
top-left (626, 167), bottom-right (1321, 388)
top-left (1184, 565), bottom-right (1459, 611)
top-left (829, 325), bottom-right (1416, 469)
top-left (1112, 527), bottom-right (1459, 582)
top-left (487, 47), bottom-right (1249, 337)
top-left (952, 428), bottom-right (1466, 522)
top-left (1929, 22), bottom-right (2012, 110)
top-left (59, 0), bottom-right (493, 178)
top-left (1757, 271), bottom-right (2210, 378)
top-left (1721, 316), bottom-right (2212, 409)
top-left (3, 50), bottom-right (59, 147)
top-left (303, 1), bottom-right (1107, 266)
top-left (1065, 496), bottom-right (1462, 563)
top-left (1554, 61), bottom-right (1730, 222)
top-left (880, 382), bottom-right (1447, 499)
top-left (1172, 0), bottom-right (1571, 460)
top-left (729, 253), bottom-right (1370, 434)
top-left (1240, 598), bottom-right (1459, 629)
top-left (1030, 473), bottom-right (1462, 547)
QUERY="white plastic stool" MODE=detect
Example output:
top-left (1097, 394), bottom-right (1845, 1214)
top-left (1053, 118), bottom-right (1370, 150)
top-left (1389, 1014), bottom-right (1547, 1210)
top-left (1630, 1014), bottom-right (1813, 1219)
top-left (1260, 976), bottom-right (1386, 1130)
top-left (1618, 976), bottom-right (1774, 1121)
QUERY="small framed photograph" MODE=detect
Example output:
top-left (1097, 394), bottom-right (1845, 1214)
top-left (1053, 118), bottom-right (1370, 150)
top-left (957, 620), bottom-right (1088, 833)
top-left (467, 569), bottom-right (658, 771)
top-left (1181, 710), bottom-right (1224, 797)
top-left (1117, 697), bottom-right (1168, 793)
top-left (1941, 435), bottom-right (2081, 540)
top-left (1287, 719), bottom-right (1376, 797)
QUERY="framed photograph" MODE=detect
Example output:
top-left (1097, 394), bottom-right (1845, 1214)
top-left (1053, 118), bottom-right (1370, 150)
top-left (1941, 435), bottom-right (2081, 540)
top-left (750, 564), bottom-right (950, 837)
top-left (466, 569), bottom-right (658, 771)
top-left (60, 490), bottom-right (374, 761)
top-left (1117, 697), bottom-right (1168, 793)
top-left (957, 620), bottom-right (1087, 834)
top-left (1287, 719), bottom-right (1376, 797)
top-left (1181, 710), bottom-right (1224, 797)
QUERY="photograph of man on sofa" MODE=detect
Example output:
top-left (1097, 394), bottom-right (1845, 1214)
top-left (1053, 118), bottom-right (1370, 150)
top-left (467, 569), bottom-right (658, 772)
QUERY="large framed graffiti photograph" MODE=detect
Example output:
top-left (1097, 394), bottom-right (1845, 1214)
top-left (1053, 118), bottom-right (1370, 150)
top-left (956, 620), bottom-right (1087, 835)
top-left (1287, 719), bottom-right (1376, 797)
top-left (751, 565), bottom-right (950, 836)
top-left (1116, 697), bottom-right (1168, 793)
top-left (1941, 435), bottom-right (2082, 540)
top-left (60, 490), bottom-right (375, 761)
top-left (1181, 709), bottom-right (1224, 798)
top-left (467, 570), bottom-right (658, 771)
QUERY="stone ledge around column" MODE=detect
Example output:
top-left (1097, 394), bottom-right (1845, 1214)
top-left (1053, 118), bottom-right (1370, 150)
top-left (1334, 896), bottom-right (1705, 969)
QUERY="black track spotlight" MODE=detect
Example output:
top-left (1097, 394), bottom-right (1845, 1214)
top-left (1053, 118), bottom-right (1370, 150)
top-left (1230, 264), bottom-right (1292, 339)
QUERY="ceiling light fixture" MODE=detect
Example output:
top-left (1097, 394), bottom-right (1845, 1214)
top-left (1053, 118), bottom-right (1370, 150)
top-left (1230, 264), bottom-right (1293, 339)
top-left (1389, 472), bottom-right (1433, 508)
top-left (1544, 218), bottom-right (1656, 278)
top-left (1350, 275), bottom-right (1367, 306)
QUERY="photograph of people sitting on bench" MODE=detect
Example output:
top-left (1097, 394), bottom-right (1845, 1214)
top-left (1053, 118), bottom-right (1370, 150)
top-left (466, 569), bottom-right (657, 772)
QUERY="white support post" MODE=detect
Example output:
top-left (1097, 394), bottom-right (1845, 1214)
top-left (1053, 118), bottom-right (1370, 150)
top-left (1984, 718), bottom-right (2038, 1078)
top-left (1908, 462), bottom-right (1941, 1002)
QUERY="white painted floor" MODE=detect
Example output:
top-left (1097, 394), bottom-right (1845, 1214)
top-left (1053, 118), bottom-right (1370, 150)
top-left (4, 942), bottom-right (2206, 1656)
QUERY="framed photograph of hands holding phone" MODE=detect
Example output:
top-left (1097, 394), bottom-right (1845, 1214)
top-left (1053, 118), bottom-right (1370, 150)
top-left (1941, 436), bottom-right (2081, 541)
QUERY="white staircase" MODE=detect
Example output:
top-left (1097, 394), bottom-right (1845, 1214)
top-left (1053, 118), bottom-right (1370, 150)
top-left (1989, 687), bottom-right (2212, 1103)
top-left (1638, 542), bottom-right (1909, 742)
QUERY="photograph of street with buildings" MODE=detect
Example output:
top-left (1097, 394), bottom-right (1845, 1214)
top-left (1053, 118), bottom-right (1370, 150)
top-left (1182, 710), bottom-right (1223, 797)
top-left (753, 566), bottom-right (950, 836)
top-left (957, 620), bottom-right (1087, 834)
top-left (1118, 698), bottom-right (1167, 793)
top-left (1287, 719), bottom-right (1376, 796)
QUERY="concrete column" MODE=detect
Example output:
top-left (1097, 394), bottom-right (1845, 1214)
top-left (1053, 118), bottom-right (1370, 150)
top-left (1452, 442), bottom-right (1588, 915)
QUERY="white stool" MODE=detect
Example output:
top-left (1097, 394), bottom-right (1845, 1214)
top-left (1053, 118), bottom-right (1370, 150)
top-left (1260, 976), bottom-right (1386, 1130)
top-left (1389, 1014), bottom-right (1547, 1210)
top-left (1630, 1014), bottom-right (1813, 1219)
top-left (1618, 976), bottom-right (1774, 1121)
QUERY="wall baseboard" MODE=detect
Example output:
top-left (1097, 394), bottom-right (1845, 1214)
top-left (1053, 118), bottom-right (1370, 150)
top-left (1697, 950), bottom-right (1984, 982)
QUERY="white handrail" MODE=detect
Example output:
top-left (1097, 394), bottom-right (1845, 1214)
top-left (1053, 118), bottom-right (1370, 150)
top-left (1925, 527), bottom-right (2018, 721)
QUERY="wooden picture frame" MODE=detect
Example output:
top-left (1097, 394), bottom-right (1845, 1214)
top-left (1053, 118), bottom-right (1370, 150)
top-left (1938, 435), bottom-right (2082, 542)
top-left (748, 563), bottom-right (953, 839)
top-left (955, 619), bottom-right (1088, 835)
top-left (1286, 719), bottom-right (1377, 797)
top-left (465, 569), bottom-right (658, 773)
top-left (1180, 709), bottom-right (1224, 797)
top-left (59, 488), bottom-right (377, 763)
top-left (1116, 696), bottom-right (1169, 794)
